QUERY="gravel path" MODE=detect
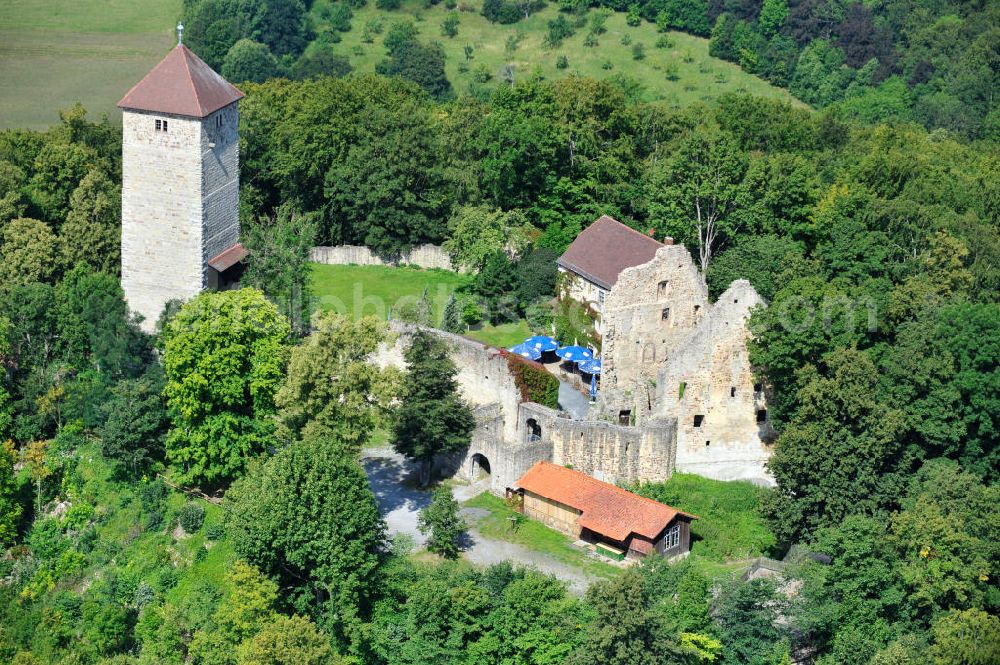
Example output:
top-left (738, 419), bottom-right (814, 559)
top-left (362, 447), bottom-right (598, 594)
top-left (558, 379), bottom-right (592, 420)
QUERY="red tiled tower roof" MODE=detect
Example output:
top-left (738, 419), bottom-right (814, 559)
top-left (515, 461), bottom-right (696, 542)
top-left (118, 44), bottom-right (244, 118)
top-left (556, 215), bottom-right (663, 290)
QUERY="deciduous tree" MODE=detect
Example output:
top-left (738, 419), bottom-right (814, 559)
top-left (162, 289), bottom-right (290, 488)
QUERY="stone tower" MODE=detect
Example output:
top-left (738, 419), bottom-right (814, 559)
top-left (117, 34), bottom-right (246, 330)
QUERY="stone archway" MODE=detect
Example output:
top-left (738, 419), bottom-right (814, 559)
top-left (470, 453), bottom-right (491, 482)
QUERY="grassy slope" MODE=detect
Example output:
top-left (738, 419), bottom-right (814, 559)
top-left (316, 0), bottom-right (801, 107)
top-left (0, 0), bottom-right (181, 129)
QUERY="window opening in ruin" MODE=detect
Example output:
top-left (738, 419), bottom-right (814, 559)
top-left (678, 382), bottom-right (686, 399)
top-left (661, 307), bottom-right (670, 321)
top-left (756, 409), bottom-right (768, 423)
top-left (664, 523), bottom-right (680, 549)
top-left (657, 280), bottom-right (668, 296)
top-left (526, 418), bottom-right (542, 441)
top-left (618, 410), bottom-right (631, 426)
top-left (705, 440), bottom-right (710, 447)
top-left (694, 305), bottom-right (700, 315)
top-left (734, 298), bottom-right (739, 304)
top-left (693, 414), bottom-right (704, 427)
top-left (754, 383), bottom-right (762, 394)
top-left (730, 386), bottom-right (736, 397)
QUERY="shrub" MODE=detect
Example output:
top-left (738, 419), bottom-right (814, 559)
top-left (621, 33), bottom-right (632, 45)
top-left (441, 12), bottom-right (460, 37)
top-left (204, 522), bottom-right (225, 541)
top-left (376, 0), bottom-right (401, 9)
top-left (584, 32), bottom-right (598, 47)
top-left (328, 3), bottom-right (353, 32)
top-left (626, 3), bottom-right (642, 26)
top-left (556, 54), bottom-right (569, 69)
top-left (178, 502), bottom-right (205, 534)
top-left (656, 34), bottom-right (673, 49)
top-left (632, 43), bottom-right (646, 60)
top-left (506, 354), bottom-right (560, 409)
top-left (145, 511), bottom-right (163, 532)
top-left (601, 59), bottom-right (614, 70)
top-left (545, 14), bottom-right (575, 47)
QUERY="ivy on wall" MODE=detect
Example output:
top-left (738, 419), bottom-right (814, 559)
top-left (504, 353), bottom-right (560, 409)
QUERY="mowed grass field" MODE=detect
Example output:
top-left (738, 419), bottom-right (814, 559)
top-left (316, 0), bottom-right (802, 107)
top-left (310, 263), bottom-right (535, 348)
top-left (0, 0), bottom-right (182, 129)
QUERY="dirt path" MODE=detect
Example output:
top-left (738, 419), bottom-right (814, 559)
top-left (362, 447), bottom-right (598, 594)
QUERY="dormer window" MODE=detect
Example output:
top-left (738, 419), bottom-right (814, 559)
top-left (155, 119), bottom-right (168, 132)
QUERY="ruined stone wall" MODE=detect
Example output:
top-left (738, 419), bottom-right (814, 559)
top-left (520, 403), bottom-right (676, 485)
top-left (654, 280), bottom-right (773, 483)
top-left (310, 244), bottom-right (458, 272)
top-left (601, 245), bottom-right (709, 401)
top-left (121, 109), bottom-right (205, 330)
top-left (372, 323), bottom-right (523, 443)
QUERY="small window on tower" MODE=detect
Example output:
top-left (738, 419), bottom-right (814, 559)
top-left (693, 414), bottom-right (704, 427)
top-left (661, 307), bottom-right (670, 322)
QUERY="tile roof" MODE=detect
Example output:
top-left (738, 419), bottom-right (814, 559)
top-left (556, 215), bottom-right (663, 290)
top-left (515, 461), bottom-right (696, 542)
top-left (118, 45), bottom-right (244, 118)
top-left (207, 242), bottom-right (248, 272)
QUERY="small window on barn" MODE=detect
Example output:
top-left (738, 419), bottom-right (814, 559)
top-left (693, 414), bottom-right (704, 427)
top-left (657, 280), bottom-right (668, 296)
top-left (664, 523), bottom-right (680, 549)
top-left (730, 386), bottom-right (736, 398)
top-left (661, 307), bottom-right (670, 322)
top-left (756, 409), bottom-right (768, 424)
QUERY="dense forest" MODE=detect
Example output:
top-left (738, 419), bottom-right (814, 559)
top-left (0, 19), bottom-right (999, 664)
top-left (180, 0), bottom-right (999, 138)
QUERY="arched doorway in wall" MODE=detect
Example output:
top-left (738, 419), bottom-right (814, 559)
top-left (470, 453), bottom-right (491, 482)
top-left (526, 418), bottom-right (542, 441)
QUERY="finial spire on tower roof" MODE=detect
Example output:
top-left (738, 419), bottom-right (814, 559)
top-left (177, 22), bottom-right (184, 46)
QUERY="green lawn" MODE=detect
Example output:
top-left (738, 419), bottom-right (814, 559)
top-left (0, 0), bottom-right (181, 129)
top-left (310, 263), bottom-right (534, 349)
top-left (464, 491), bottom-right (619, 579)
top-left (311, 263), bottom-right (471, 324)
top-left (466, 319), bottom-right (532, 348)
top-left (315, 0), bottom-right (802, 107)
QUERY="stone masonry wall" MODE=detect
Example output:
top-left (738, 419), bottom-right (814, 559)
top-left (121, 109), bottom-right (205, 330)
top-left (200, 103), bottom-right (240, 280)
top-left (655, 280), bottom-right (773, 483)
top-left (310, 244), bottom-right (458, 272)
top-left (601, 245), bottom-right (709, 396)
top-left (521, 403), bottom-right (676, 485)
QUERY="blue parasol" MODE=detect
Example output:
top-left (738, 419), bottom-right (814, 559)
top-left (579, 358), bottom-right (602, 375)
top-left (508, 343), bottom-right (542, 361)
top-left (524, 335), bottom-right (559, 352)
top-left (555, 345), bottom-right (594, 362)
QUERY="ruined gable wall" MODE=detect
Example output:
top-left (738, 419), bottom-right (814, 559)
top-left (598, 245), bottom-right (709, 421)
top-left (654, 280), bottom-right (773, 484)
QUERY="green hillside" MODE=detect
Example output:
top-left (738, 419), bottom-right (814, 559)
top-left (309, 0), bottom-right (801, 106)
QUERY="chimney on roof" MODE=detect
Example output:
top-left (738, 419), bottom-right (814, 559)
top-left (663, 236), bottom-right (674, 245)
